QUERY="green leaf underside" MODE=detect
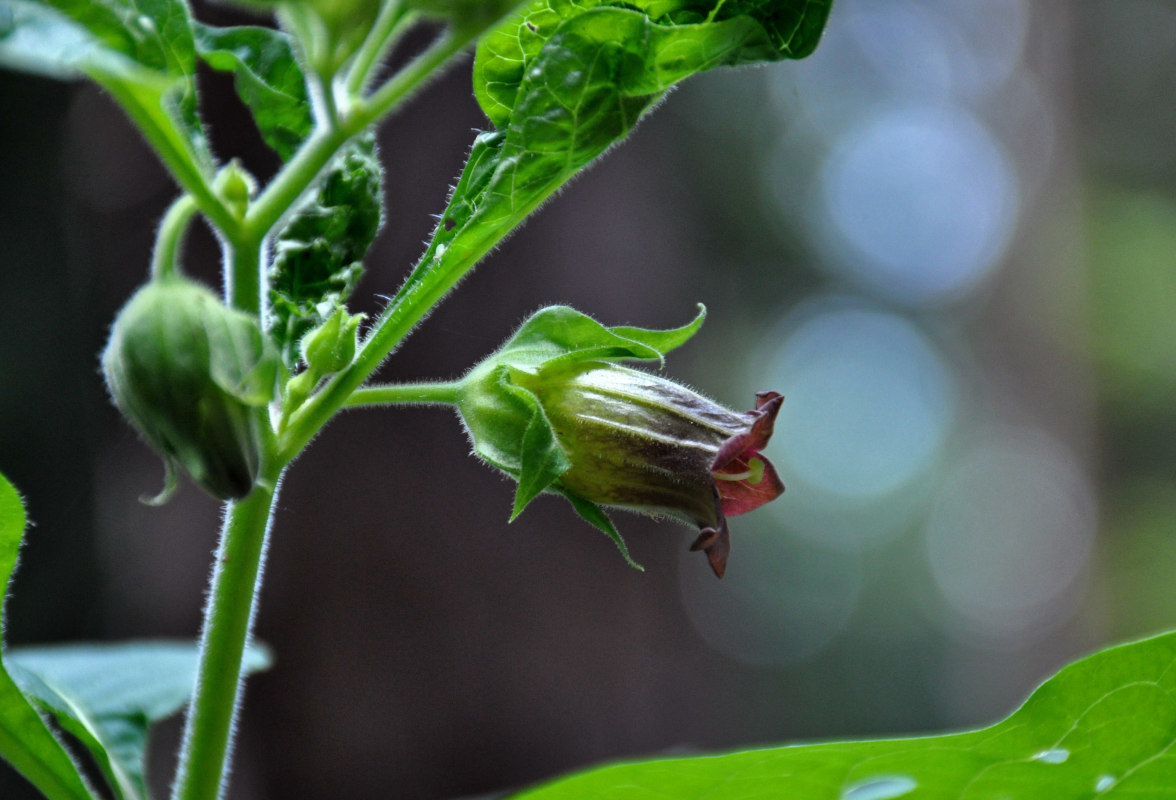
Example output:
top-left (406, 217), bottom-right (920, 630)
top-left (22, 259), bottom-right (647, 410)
top-left (0, 0), bottom-right (209, 167)
top-left (517, 630), bottom-right (1176, 798)
top-left (0, 472), bottom-right (94, 800)
top-left (194, 23), bottom-right (311, 162)
top-left (7, 641), bottom-right (271, 800)
top-left (269, 131), bottom-right (384, 368)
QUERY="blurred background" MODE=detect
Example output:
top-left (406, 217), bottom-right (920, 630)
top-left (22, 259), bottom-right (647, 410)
top-left (3, 0), bottom-right (1176, 797)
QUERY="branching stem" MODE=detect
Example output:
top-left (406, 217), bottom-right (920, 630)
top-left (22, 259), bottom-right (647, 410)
top-left (346, 381), bottom-right (463, 407)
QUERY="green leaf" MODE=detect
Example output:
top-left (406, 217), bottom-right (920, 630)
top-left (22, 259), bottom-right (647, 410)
top-left (7, 641), bottom-right (271, 800)
top-left (269, 130), bottom-right (384, 368)
top-left (0, 472), bottom-right (96, 800)
top-left (194, 23), bottom-right (312, 162)
top-left (475, 0), bottom-right (831, 129)
top-left (0, 0), bottom-right (211, 182)
top-left (517, 629), bottom-right (1176, 798)
top-left (397, 0), bottom-right (828, 349)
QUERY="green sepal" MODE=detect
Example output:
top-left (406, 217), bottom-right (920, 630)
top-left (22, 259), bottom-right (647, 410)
top-left (494, 304), bottom-right (706, 372)
top-left (510, 400), bottom-right (573, 520)
top-left (213, 160), bottom-right (256, 220)
top-left (274, 0), bottom-right (382, 81)
top-left (561, 491), bottom-right (643, 571)
top-left (459, 364), bottom-right (537, 477)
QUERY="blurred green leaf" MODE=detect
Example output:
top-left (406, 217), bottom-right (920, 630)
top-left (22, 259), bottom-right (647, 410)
top-left (0, 472), bottom-right (96, 800)
top-left (0, 0), bottom-right (210, 176)
top-left (518, 630), bottom-right (1176, 798)
top-left (0, 0), bottom-right (196, 78)
top-left (269, 131), bottom-right (384, 368)
top-left (195, 23), bottom-right (312, 162)
top-left (1087, 190), bottom-right (1176, 414)
top-left (7, 641), bottom-right (272, 800)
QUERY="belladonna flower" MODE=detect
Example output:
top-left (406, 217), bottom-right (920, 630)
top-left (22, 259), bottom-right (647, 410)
top-left (455, 305), bottom-right (785, 577)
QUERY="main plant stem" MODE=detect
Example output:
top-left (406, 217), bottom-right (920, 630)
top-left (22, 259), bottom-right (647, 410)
top-left (171, 460), bottom-right (284, 800)
top-left (166, 19), bottom-right (498, 800)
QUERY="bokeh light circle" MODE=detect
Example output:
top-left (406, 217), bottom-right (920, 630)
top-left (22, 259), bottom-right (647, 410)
top-left (817, 104), bottom-right (1018, 305)
top-left (679, 526), bottom-right (862, 666)
top-left (759, 297), bottom-right (956, 500)
top-left (923, 427), bottom-right (1096, 637)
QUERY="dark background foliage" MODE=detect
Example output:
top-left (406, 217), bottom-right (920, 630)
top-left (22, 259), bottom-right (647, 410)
top-left (4, 1), bottom-right (1176, 797)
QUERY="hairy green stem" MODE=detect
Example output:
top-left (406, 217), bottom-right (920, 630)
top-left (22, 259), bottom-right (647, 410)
top-left (343, 1), bottom-right (415, 97)
top-left (346, 381), bottom-right (463, 407)
top-left (171, 457), bottom-right (285, 800)
top-left (223, 235), bottom-right (264, 315)
top-left (167, 18), bottom-right (498, 798)
top-left (242, 29), bottom-right (475, 244)
top-left (352, 28), bottom-right (476, 131)
top-left (151, 195), bottom-right (199, 280)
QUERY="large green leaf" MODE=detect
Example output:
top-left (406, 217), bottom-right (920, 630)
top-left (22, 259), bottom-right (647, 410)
top-left (194, 22), bottom-right (312, 162)
top-left (269, 131), bottom-right (384, 368)
top-left (0, 473), bottom-right (95, 800)
top-left (388, 0), bottom-right (829, 370)
top-left (517, 630), bottom-right (1176, 798)
top-left (7, 641), bottom-right (272, 800)
top-left (0, 0), bottom-right (211, 181)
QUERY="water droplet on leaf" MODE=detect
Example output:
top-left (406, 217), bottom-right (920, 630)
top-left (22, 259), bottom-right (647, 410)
top-left (841, 775), bottom-right (918, 800)
top-left (1032, 748), bottom-right (1069, 764)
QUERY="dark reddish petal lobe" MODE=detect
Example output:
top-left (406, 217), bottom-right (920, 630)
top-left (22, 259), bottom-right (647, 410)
top-left (712, 392), bottom-right (783, 472)
top-left (690, 518), bottom-right (730, 579)
top-left (717, 457), bottom-right (785, 516)
top-left (711, 391), bottom-right (785, 516)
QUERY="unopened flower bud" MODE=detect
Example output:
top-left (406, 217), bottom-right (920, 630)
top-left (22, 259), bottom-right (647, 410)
top-left (101, 277), bottom-right (278, 501)
top-left (301, 308), bottom-right (361, 375)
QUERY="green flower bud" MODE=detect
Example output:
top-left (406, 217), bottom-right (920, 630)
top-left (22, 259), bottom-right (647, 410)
top-left (215, 160), bottom-right (256, 220)
top-left (301, 308), bottom-right (361, 375)
top-left (101, 277), bottom-right (278, 501)
top-left (455, 306), bottom-right (785, 577)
